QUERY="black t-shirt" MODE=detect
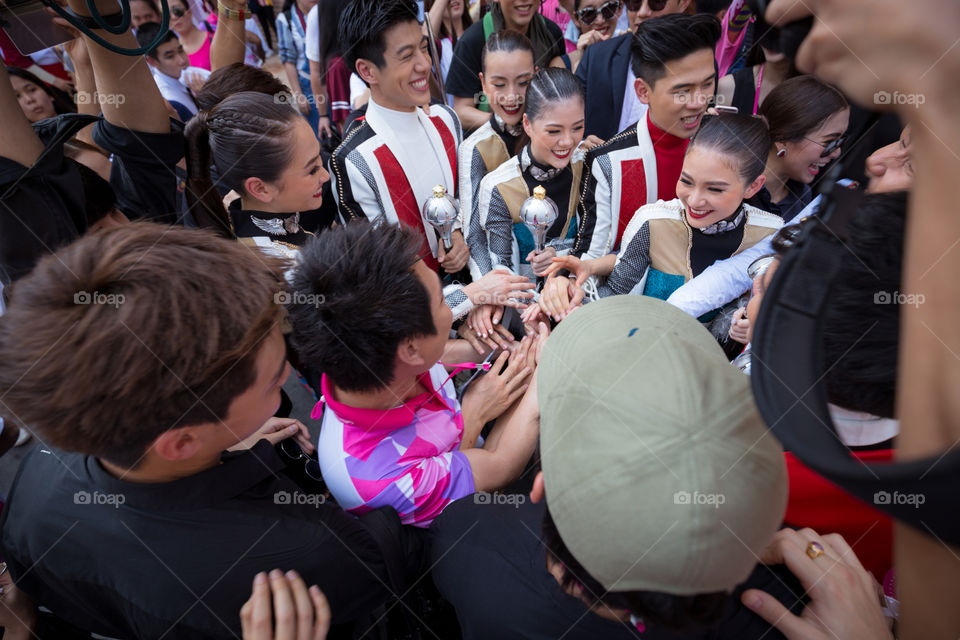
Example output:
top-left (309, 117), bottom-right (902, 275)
top-left (0, 114), bottom-right (94, 285)
top-left (92, 117), bottom-right (186, 225)
top-left (0, 440), bottom-right (397, 639)
top-left (431, 497), bottom-right (806, 640)
top-left (445, 18), bottom-right (566, 102)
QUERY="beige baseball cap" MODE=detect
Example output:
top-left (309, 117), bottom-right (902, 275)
top-left (538, 296), bottom-right (787, 595)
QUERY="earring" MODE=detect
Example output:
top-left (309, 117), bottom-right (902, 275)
top-left (776, 148), bottom-right (787, 158)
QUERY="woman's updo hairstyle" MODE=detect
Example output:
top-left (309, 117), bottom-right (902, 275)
top-left (184, 91), bottom-right (301, 238)
top-left (481, 29), bottom-right (535, 73)
top-left (524, 67), bottom-right (584, 123)
top-left (688, 113), bottom-right (772, 185)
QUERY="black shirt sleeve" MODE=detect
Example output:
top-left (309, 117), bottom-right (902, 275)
top-left (0, 114), bottom-right (96, 284)
top-left (92, 118), bottom-right (186, 225)
top-left (543, 17), bottom-right (566, 63)
top-left (444, 21), bottom-right (486, 100)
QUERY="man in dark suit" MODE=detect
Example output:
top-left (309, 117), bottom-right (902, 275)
top-left (576, 0), bottom-right (695, 140)
top-left (575, 32), bottom-right (634, 140)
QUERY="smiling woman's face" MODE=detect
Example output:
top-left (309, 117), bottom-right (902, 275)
top-left (777, 108), bottom-right (850, 185)
top-left (523, 97), bottom-right (585, 169)
top-left (574, 0), bottom-right (623, 38)
top-left (480, 48), bottom-right (535, 127)
top-left (500, 0), bottom-right (542, 31)
top-left (676, 146), bottom-right (758, 230)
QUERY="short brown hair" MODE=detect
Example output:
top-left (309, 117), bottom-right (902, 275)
top-left (0, 223), bottom-right (286, 469)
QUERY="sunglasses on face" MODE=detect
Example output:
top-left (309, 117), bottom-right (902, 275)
top-left (575, 0), bottom-right (622, 24)
top-left (805, 134), bottom-right (848, 158)
top-left (625, 0), bottom-right (669, 12)
top-left (171, 5), bottom-right (188, 17)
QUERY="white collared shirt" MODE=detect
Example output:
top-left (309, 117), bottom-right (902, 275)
top-left (150, 66), bottom-right (207, 117)
top-left (618, 65), bottom-right (648, 134)
top-left (366, 97), bottom-right (447, 218)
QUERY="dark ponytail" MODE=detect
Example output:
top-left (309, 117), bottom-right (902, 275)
top-left (688, 113), bottom-right (772, 185)
top-left (524, 67), bottom-right (584, 123)
top-left (184, 91), bottom-right (301, 239)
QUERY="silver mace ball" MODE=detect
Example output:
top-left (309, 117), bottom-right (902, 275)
top-left (519, 185), bottom-right (559, 253)
top-left (422, 185), bottom-right (458, 250)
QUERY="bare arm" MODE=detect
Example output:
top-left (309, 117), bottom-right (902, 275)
top-left (63, 0), bottom-right (168, 133)
top-left (427, 0), bottom-right (450, 39)
top-left (462, 374), bottom-right (539, 492)
top-left (61, 38), bottom-right (105, 149)
top-left (453, 95), bottom-right (489, 132)
top-left (309, 59), bottom-right (332, 136)
top-left (210, 0), bottom-right (248, 70)
top-left (0, 64), bottom-right (44, 168)
top-left (763, 2), bottom-right (960, 638)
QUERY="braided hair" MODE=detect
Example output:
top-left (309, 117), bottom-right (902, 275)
top-left (524, 66), bottom-right (584, 123)
top-left (184, 91), bottom-right (301, 238)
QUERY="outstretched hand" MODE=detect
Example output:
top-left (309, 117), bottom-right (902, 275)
top-left (741, 528), bottom-right (893, 640)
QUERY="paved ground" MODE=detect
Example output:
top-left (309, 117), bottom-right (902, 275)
top-left (0, 371), bottom-right (318, 498)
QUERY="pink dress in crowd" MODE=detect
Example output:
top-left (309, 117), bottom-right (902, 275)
top-left (186, 29), bottom-right (213, 71)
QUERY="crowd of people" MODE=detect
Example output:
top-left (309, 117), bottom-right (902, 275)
top-left (0, 0), bottom-right (958, 638)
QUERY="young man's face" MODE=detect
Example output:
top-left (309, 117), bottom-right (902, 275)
top-left (150, 38), bottom-right (190, 79)
top-left (361, 20), bottom-right (432, 112)
top-left (218, 327), bottom-right (290, 448)
top-left (865, 126), bottom-right (913, 194)
top-left (638, 47), bottom-right (715, 139)
top-left (411, 260), bottom-right (453, 370)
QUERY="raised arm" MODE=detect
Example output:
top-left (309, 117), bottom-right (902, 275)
top-left (210, 0), bottom-right (248, 70)
top-left (427, 0), bottom-right (450, 39)
top-left (62, 0), bottom-right (168, 133)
